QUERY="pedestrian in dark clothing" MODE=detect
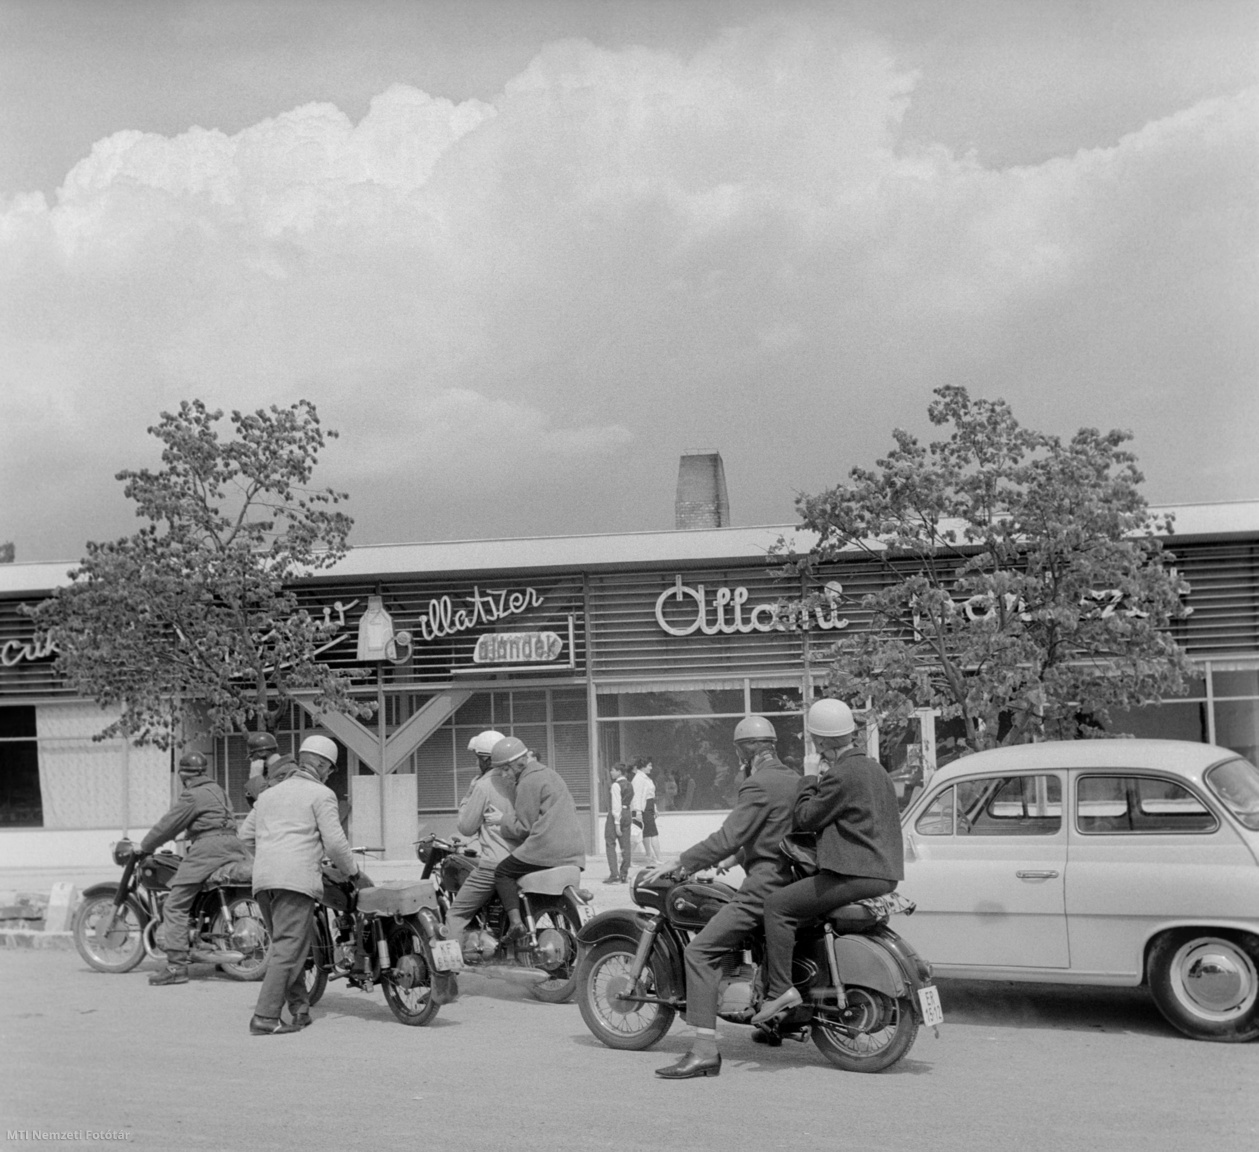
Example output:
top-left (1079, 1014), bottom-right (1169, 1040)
top-left (753, 700), bottom-right (904, 1024)
top-left (142, 751), bottom-right (252, 986)
top-left (655, 717), bottom-right (797, 1080)
top-left (603, 763), bottom-right (633, 883)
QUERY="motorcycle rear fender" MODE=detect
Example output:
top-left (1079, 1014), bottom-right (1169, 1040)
top-left (518, 865), bottom-right (582, 895)
top-left (831, 933), bottom-right (909, 999)
top-left (413, 907), bottom-right (442, 942)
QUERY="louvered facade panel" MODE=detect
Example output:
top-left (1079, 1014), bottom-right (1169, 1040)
top-left (1169, 541), bottom-right (1259, 656)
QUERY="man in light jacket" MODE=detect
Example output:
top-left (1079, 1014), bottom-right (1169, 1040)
top-left (490, 737), bottom-right (586, 941)
top-left (238, 734), bottom-right (365, 1035)
top-left (445, 729), bottom-right (514, 954)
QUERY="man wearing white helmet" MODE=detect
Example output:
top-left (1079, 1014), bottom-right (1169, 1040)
top-left (239, 733), bottom-right (365, 1035)
top-left (655, 715), bottom-right (798, 1080)
top-left (444, 729), bottom-right (514, 959)
top-left (751, 698), bottom-right (903, 1026)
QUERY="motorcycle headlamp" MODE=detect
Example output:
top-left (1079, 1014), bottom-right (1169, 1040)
top-left (112, 839), bottom-right (135, 866)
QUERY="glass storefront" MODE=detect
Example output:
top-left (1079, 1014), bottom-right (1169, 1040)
top-left (596, 684), bottom-right (805, 812)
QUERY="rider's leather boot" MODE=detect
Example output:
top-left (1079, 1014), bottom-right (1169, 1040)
top-left (503, 911), bottom-right (529, 943)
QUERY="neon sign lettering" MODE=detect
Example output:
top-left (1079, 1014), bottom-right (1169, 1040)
top-left (655, 577), bottom-right (849, 637)
top-left (413, 586), bottom-right (544, 643)
top-left (0, 635), bottom-right (56, 667)
top-left (473, 631), bottom-right (563, 664)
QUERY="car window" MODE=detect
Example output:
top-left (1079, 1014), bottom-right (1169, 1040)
top-left (914, 775), bottom-right (1061, 836)
top-left (1076, 775), bottom-right (1219, 834)
top-left (1205, 758), bottom-right (1259, 831)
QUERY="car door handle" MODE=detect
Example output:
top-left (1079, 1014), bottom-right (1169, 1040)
top-left (1015, 870), bottom-right (1060, 880)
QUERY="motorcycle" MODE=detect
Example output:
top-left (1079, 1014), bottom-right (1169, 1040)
top-left (575, 866), bottom-right (943, 1073)
top-left (303, 851), bottom-right (454, 1027)
top-left (73, 838), bottom-right (270, 980)
top-left (413, 833), bottom-right (595, 1003)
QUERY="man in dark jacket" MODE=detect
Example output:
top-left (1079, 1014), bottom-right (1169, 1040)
top-left (655, 716), bottom-right (798, 1080)
top-left (141, 751), bottom-right (251, 986)
top-left (491, 737), bottom-right (586, 941)
top-left (243, 733), bottom-right (297, 808)
top-left (752, 698), bottom-right (903, 1025)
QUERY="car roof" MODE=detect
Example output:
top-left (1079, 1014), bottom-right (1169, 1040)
top-left (927, 739), bottom-right (1242, 788)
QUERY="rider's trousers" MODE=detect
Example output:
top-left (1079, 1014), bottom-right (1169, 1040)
top-left (683, 890), bottom-right (767, 1031)
top-left (159, 883), bottom-right (198, 965)
top-left (158, 833), bottom-right (250, 967)
top-left (445, 862), bottom-right (499, 942)
top-left (761, 872), bottom-right (896, 998)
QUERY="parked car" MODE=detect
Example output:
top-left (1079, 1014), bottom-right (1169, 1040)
top-left (896, 739), bottom-right (1259, 1042)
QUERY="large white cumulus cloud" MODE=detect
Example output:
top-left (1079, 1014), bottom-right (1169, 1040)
top-left (1, 18), bottom-right (1254, 560)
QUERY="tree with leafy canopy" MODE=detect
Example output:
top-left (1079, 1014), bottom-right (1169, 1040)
top-left (780, 385), bottom-right (1195, 756)
top-left (29, 400), bottom-right (371, 747)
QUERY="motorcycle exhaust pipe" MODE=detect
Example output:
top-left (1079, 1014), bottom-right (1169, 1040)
top-left (190, 948), bottom-right (246, 964)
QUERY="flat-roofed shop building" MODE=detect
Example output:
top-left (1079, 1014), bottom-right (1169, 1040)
top-left (2, 500), bottom-right (1257, 880)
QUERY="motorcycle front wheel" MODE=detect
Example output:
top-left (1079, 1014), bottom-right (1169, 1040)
top-left (210, 896), bottom-right (271, 981)
top-left (527, 899), bottom-right (584, 1004)
top-left (73, 893), bottom-right (147, 974)
top-left (811, 987), bottom-right (919, 1073)
top-left (381, 921), bottom-right (440, 1027)
top-left (577, 938), bottom-right (675, 1050)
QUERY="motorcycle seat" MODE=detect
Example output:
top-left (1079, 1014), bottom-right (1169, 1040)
top-left (204, 860), bottom-right (253, 888)
top-left (518, 865), bottom-right (582, 896)
top-left (356, 880), bottom-right (438, 917)
top-left (825, 903), bottom-right (881, 933)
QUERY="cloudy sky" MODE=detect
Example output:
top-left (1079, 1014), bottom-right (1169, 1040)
top-left (1, 0), bottom-right (1256, 563)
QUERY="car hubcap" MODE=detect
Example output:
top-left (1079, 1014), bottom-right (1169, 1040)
top-left (1173, 937), bottom-right (1258, 1019)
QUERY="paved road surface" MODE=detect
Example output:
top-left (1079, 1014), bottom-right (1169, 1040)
top-left (3, 944), bottom-right (1256, 1152)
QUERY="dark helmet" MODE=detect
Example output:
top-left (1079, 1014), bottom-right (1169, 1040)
top-left (490, 736), bottom-right (529, 768)
top-left (733, 715), bottom-right (776, 744)
top-left (247, 732), bottom-right (278, 755)
top-left (178, 751), bottom-right (209, 774)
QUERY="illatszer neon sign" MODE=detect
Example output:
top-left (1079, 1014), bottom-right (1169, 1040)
top-left (655, 577), bottom-right (849, 637)
top-left (412, 586), bottom-right (544, 643)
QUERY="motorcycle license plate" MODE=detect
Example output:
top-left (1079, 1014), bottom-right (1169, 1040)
top-left (577, 901), bottom-right (595, 924)
top-left (917, 985), bottom-right (944, 1028)
top-left (430, 939), bottom-right (464, 973)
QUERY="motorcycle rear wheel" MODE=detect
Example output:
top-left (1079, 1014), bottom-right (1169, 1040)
top-left (528, 899), bottom-right (583, 1004)
top-left (73, 893), bottom-right (147, 974)
top-left (303, 915), bottom-right (332, 1006)
top-left (381, 922), bottom-right (440, 1027)
top-left (210, 897), bottom-right (271, 981)
top-left (811, 987), bottom-right (919, 1073)
top-left (577, 938), bottom-right (675, 1051)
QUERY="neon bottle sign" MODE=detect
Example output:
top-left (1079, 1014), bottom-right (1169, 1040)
top-left (655, 577), bottom-right (849, 637)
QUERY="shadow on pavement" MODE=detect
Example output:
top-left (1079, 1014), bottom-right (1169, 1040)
top-left (936, 978), bottom-right (1176, 1039)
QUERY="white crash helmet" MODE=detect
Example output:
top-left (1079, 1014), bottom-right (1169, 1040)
top-left (299, 734), bottom-right (339, 765)
top-left (467, 729), bottom-right (507, 757)
top-left (806, 699), bottom-right (856, 738)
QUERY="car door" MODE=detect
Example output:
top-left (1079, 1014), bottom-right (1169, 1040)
top-left (1065, 770), bottom-right (1254, 979)
top-left (900, 771), bottom-right (1070, 969)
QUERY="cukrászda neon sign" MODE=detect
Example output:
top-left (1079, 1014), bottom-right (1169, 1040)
top-left (655, 577), bottom-right (849, 637)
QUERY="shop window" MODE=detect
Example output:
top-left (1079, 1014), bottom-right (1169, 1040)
top-left (1213, 669), bottom-right (1259, 698)
top-left (0, 706), bottom-right (42, 827)
top-left (598, 712), bottom-right (804, 812)
top-left (1105, 701), bottom-right (1208, 744)
top-left (1214, 699), bottom-right (1259, 767)
top-left (1076, 775), bottom-right (1217, 834)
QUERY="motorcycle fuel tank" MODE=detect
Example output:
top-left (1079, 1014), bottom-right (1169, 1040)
top-left (665, 880), bottom-right (737, 929)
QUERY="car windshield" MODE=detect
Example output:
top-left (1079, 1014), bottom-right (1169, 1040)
top-left (1205, 758), bottom-right (1259, 831)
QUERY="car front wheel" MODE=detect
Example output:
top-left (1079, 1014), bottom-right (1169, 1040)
top-left (1148, 929), bottom-right (1259, 1042)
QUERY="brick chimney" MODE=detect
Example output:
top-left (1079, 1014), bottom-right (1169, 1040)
top-left (675, 450), bottom-right (730, 530)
